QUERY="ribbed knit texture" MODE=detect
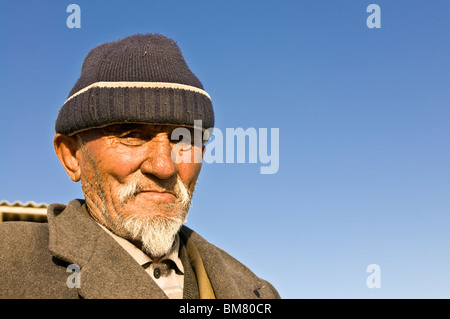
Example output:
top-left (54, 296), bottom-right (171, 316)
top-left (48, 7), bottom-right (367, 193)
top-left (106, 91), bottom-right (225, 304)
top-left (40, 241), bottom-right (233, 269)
top-left (55, 34), bottom-right (214, 135)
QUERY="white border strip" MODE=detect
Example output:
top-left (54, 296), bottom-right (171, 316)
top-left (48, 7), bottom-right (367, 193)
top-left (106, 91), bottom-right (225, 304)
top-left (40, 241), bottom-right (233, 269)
top-left (64, 81), bottom-right (211, 104)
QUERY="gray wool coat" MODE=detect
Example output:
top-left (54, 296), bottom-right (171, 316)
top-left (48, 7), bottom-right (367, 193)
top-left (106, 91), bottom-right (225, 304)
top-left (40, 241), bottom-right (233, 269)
top-left (0, 199), bottom-right (280, 299)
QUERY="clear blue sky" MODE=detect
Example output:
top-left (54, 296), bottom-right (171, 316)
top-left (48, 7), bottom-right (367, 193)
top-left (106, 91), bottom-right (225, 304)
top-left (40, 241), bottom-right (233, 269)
top-left (1, 0), bottom-right (449, 298)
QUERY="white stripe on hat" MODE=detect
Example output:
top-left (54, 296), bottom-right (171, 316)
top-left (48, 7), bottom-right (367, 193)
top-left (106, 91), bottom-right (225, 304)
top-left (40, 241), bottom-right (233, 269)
top-left (64, 81), bottom-right (211, 105)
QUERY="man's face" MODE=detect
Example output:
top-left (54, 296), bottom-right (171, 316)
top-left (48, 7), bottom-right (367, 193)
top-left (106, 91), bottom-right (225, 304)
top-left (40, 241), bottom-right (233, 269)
top-left (67, 124), bottom-right (203, 258)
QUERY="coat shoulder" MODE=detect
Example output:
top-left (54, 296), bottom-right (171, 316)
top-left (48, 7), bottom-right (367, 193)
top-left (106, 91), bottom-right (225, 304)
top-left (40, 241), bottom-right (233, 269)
top-left (0, 221), bottom-right (50, 251)
top-left (0, 221), bottom-right (77, 299)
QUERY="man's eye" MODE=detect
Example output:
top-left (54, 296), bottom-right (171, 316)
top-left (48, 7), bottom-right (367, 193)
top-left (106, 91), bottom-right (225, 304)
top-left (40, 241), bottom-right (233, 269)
top-left (118, 130), bottom-right (146, 139)
top-left (123, 131), bottom-right (143, 138)
top-left (179, 142), bottom-right (193, 151)
top-left (116, 131), bottom-right (148, 145)
top-left (169, 139), bottom-right (189, 150)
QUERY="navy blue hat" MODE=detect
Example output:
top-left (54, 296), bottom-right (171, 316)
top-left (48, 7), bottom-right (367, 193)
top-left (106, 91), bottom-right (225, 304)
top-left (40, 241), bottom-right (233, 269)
top-left (55, 34), bottom-right (214, 135)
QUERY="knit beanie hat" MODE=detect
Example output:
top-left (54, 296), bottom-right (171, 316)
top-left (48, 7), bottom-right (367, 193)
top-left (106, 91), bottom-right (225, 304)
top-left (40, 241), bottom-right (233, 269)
top-left (55, 34), bottom-right (214, 136)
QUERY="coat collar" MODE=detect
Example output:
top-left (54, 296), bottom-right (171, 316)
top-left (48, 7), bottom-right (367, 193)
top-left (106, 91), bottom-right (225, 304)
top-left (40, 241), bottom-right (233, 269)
top-left (47, 199), bottom-right (167, 299)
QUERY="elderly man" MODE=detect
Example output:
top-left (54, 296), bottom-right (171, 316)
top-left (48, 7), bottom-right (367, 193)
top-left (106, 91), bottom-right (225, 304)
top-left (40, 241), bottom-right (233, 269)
top-left (0, 34), bottom-right (280, 299)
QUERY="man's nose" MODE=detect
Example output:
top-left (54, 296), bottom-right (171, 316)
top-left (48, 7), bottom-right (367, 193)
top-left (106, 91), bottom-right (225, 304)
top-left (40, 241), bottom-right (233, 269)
top-left (140, 137), bottom-right (177, 180)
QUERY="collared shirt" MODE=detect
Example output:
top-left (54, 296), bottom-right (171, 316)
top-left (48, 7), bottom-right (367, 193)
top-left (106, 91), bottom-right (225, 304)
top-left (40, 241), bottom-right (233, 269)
top-left (98, 223), bottom-right (185, 299)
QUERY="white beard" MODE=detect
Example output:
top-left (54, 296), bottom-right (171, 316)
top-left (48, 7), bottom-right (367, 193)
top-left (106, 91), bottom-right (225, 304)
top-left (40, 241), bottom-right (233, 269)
top-left (114, 177), bottom-right (192, 258)
top-left (120, 214), bottom-right (186, 258)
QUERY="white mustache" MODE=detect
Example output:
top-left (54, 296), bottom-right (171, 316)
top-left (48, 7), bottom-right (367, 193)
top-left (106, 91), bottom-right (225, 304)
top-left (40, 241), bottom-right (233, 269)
top-left (118, 176), bottom-right (191, 207)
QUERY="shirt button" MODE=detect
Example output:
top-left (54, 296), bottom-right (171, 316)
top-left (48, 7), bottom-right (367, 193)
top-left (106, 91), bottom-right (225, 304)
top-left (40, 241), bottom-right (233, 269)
top-left (154, 267), bottom-right (161, 279)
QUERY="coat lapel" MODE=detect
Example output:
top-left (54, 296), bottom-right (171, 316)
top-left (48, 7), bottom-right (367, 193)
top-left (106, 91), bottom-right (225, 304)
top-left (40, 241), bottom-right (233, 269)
top-left (47, 199), bottom-right (167, 299)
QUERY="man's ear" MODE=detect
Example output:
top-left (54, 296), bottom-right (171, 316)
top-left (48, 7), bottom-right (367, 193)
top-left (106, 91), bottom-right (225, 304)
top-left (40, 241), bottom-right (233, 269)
top-left (53, 134), bottom-right (82, 182)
